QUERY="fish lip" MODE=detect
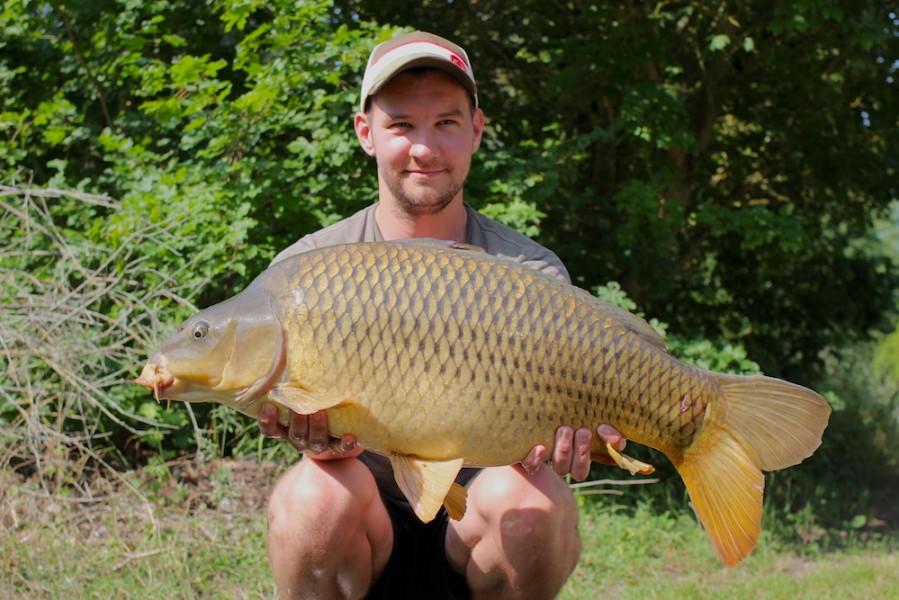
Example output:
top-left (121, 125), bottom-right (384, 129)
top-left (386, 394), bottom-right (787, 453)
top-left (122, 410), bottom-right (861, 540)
top-left (135, 361), bottom-right (175, 401)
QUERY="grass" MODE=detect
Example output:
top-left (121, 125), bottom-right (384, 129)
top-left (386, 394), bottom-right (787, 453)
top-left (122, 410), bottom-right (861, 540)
top-left (1, 459), bottom-right (278, 599)
top-left (563, 501), bottom-right (898, 599)
top-left (3, 459), bottom-right (897, 599)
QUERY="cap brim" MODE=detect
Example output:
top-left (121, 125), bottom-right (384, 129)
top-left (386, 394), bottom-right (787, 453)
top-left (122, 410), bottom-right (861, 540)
top-left (368, 56), bottom-right (477, 95)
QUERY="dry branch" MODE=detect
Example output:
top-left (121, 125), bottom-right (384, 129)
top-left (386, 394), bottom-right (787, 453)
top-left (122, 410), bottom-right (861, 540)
top-left (570, 477), bottom-right (661, 496)
top-left (0, 184), bottom-right (204, 492)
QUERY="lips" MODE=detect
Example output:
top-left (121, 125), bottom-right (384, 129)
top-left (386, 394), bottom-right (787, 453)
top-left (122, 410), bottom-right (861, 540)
top-left (407, 169), bottom-right (443, 178)
top-left (135, 361), bottom-right (175, 401)
top-left (405, 161), bottom-right (446, 176)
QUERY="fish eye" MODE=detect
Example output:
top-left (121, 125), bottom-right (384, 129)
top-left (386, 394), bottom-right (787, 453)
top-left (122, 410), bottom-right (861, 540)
top-left (191, 321), bottom-right (209, 340)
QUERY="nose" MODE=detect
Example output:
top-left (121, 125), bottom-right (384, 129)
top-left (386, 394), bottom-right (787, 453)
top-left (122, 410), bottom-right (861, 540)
top-left (408, 129), bottom-right (438, 161)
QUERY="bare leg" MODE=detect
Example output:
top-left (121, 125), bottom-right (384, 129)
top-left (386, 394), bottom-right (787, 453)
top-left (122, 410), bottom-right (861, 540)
top-left (445, 464), bottom-right (582, 599)
top-left (267, 457), bottom-right (394, 600)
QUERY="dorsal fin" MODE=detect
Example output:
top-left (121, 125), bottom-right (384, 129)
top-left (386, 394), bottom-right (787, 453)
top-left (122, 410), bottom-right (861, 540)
top-left (392, 238), bottom-right (487, 253)
top-left (611, 305), bottom-right (666, 351)
top-left (579, 291), bottom-right (666, 351)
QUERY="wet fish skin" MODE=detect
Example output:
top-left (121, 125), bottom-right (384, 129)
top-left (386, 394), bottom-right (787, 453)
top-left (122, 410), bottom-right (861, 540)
top-left (136, 240), bottom-right (831, 567)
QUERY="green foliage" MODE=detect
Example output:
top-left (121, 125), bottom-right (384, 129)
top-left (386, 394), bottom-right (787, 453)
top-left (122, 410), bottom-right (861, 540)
top-left (0, 184), bottom-right (252, 471)
top-left (875, 329), bottom-right (899, 381)
top-left (1, 1), bottom-right (898, 465)
top-left (758, 343), bottom-right (899, 557)
top-left (478, 198), bottom-right (547, 238)
top-left (0, 0), bottom-right (392, 465)
top-left (353, 0), bottom-right (899, 379)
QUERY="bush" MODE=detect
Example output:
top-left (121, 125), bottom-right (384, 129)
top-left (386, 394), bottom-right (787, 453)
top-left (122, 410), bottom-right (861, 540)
top-left (0, 184), bottom-right (254, 479)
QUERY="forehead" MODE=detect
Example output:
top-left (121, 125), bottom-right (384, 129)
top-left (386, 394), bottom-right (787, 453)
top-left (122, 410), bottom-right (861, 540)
top-left (370, 70), bottom-right (472, 114)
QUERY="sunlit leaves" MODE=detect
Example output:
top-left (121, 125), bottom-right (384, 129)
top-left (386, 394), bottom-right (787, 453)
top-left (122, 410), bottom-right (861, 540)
top-left (1, 0), bottom-right (896, 390)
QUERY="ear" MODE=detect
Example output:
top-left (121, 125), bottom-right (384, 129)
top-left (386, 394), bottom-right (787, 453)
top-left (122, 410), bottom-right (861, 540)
top-left (355, 111), bottom-right (376, 157)
top-left (471, 108), bottom-right (485, 154)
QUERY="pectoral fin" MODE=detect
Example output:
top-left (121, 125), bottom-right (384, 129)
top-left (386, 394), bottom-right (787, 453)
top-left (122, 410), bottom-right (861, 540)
top-left (269, 383), bottom-right (349, 414)
top-left (599, 442), bottom-right (656, 476)
top-left (389, 454), bottom-right (465, 523)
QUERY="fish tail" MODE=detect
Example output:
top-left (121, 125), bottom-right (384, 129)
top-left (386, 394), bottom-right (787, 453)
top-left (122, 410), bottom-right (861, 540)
top-left (674, 373), bottom-right (831, 567)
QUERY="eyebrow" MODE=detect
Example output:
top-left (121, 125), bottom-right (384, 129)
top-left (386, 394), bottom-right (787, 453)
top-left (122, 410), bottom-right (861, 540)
top-left (385, 108), bottom-right (467, 120)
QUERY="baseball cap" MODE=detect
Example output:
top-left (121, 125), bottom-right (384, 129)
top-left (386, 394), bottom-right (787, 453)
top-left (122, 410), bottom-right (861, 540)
top-left (359, 31), bottom-right (478, 112)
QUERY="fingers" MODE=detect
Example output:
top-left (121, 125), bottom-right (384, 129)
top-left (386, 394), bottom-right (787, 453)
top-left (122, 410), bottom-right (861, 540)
top-left (550, 426), bottom-right (574, 477)
top-left (570, 427), bottom-right (592, 481)
top-left (529, 424), bottom-right (629, 478)
top-left (596, 424), bottom-right (626, 452)
top-left (549, 426), bottom-right (593, 481)
top-left (258, 403), bottom-right (287, 438)
top-left (520, 444), bottom-right (547, 475)
top-left (257, 404), bottom-right (360, 459)
top-left (299, 411), bottom-right (329, 454)
top-left (591, 424), bottom-right (628, 465)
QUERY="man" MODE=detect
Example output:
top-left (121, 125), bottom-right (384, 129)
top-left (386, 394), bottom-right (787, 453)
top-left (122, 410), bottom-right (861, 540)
top-left (258, 31), bottom-right (627, 600)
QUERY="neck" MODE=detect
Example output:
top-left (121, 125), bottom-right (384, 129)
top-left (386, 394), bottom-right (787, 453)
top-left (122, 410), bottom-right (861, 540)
top-left (375, 201), bottom-right (468, 242)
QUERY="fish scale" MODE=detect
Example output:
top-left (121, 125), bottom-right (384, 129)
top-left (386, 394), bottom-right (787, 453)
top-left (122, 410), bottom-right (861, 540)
top-left (136, 239), bottom-right (830, 567)
top-left (268, 242), bottom-right (708, 463)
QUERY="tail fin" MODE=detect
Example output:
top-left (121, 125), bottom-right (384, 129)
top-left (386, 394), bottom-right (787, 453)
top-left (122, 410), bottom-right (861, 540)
top-left (674, 374), bottom-right (831, 567)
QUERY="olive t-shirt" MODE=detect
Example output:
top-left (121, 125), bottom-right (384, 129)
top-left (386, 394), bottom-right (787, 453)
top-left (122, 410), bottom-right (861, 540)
top-left (271, 202), bottom-right (570, 498)
top-left (272, 203), bottom-right (570, 283)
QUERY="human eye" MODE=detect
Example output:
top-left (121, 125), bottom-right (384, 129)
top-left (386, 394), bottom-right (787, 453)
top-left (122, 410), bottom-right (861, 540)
top-left (388, 121), bottom-right (413, 132)
top-left (436, 110), bottom-right (465, 127)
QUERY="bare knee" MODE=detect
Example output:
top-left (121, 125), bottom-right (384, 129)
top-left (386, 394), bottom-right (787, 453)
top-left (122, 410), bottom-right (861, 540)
top-left (449, 465), bottom-right (581, 600)
top-left (267, 458), bottom-right (392, 600)
top-left (268, 458), bottom-right (370, 531)
top-left (478, 465), bottom-right (580, 548)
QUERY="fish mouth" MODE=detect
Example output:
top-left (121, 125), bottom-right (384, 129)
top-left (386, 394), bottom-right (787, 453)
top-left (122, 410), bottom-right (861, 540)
top-left (135, 361), bottom-right (175, 401)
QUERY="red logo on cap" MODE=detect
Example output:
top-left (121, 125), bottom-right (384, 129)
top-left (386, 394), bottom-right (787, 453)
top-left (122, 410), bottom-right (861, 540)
top-left (449, 53), bottom-right (467, 71)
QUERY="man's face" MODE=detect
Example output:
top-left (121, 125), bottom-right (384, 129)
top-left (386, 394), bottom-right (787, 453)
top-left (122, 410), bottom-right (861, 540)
top-left (355, 70), bottom-right (484, 217)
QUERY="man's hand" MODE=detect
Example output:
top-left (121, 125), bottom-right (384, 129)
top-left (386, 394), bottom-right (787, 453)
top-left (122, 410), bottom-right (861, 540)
top-left (258, 404), bottom-right (362, 460)
top-left (520, 424), bottom-right (627, 481)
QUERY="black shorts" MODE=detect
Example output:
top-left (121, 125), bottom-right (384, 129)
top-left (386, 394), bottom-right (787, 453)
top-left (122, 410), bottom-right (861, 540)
top-left (365, 491), bottom-right (472, 600)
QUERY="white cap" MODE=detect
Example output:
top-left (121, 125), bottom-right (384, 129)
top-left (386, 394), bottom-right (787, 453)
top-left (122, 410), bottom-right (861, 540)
top-left (359, 31), bottom-right (478, 112)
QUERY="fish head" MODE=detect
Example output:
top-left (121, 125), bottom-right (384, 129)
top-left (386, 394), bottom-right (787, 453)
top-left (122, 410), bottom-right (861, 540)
top-left (135, 287), bottom-right (286, 414)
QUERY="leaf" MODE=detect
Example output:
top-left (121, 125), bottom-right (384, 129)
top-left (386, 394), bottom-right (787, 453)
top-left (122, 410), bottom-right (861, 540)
top-left (709, 34), bottom-right (731, 51)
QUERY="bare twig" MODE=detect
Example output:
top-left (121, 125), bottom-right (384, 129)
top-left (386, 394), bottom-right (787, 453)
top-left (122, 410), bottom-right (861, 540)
top-left (110, 548), bottom-right (172, 572)
top-left (1, 184), bottom-right (203, 500)
top-left (569, 478), bottom-right (661, 488)
top-left (570, 477), bottom-right (661, 496)
top-left (0, 184), bottom-right (116, 207)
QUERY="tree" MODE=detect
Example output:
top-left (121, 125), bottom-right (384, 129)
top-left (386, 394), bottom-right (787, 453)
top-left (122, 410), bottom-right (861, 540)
top-left (1, 0), bottom-right (391, 460)
top-left (2, 0), bottom-right (896, 388)
top-left (344, 0), bottom-right (899, 379)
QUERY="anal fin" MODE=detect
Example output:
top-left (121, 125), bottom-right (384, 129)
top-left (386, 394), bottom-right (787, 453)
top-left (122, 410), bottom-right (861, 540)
top-left (443, 482), bottom-right (468, 521)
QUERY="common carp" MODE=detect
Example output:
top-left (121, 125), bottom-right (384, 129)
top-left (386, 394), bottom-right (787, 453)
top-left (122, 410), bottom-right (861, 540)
top-left (135, 240), bottom-right (830, 567)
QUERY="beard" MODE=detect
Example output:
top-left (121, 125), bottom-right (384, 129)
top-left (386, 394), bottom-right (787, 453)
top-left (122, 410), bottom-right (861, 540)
top-left (382, 168), bottom-right (465, 217)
